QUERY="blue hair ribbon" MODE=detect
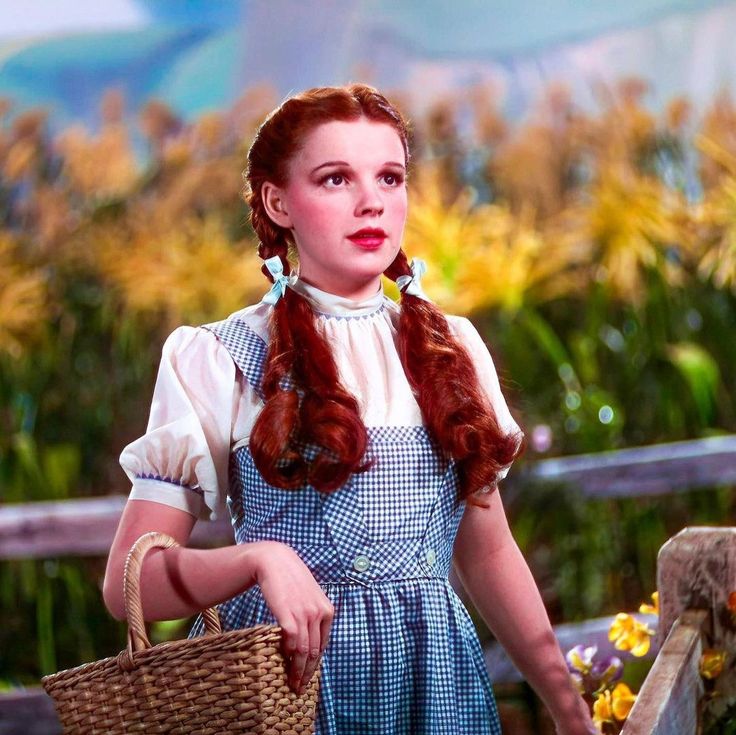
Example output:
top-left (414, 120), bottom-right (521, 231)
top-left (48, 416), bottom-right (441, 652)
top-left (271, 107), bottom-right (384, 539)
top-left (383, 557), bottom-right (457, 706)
top-left (396, 258), bottom-right (431, 302)
top-left (261, 255), bottom-right (297, 305)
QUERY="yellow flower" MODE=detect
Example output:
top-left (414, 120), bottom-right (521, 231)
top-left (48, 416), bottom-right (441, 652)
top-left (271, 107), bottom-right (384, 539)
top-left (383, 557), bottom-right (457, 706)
top-left (0, 234), bottom-right (50, 358)
top-left (564, 165), bottom-right (686, 303)
top-left (592, 683), bottom-right (637, 730)
top-left (608, 613), bottom-right (653, 657)
top-left (402, 162), bottom-right (584, 315)
top-left (592, 690), bottom-right (613, 730)
top-left (690, 136), bottom-right (736, 292)
top-left (638, 591), bottom-right (659, 616)
top-left (611, 682), bottom-right (637, 720)
top-left (55, 122), bottom-right (139, 199)
top-left (700, 649), bottom-right (727, 680)
top-left (94, 213), bottom-right (265, 326)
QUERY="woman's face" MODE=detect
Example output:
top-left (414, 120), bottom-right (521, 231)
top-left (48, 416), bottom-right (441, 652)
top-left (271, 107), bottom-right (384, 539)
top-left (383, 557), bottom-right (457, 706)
top-left (262, 117), bottom-right (408, 300)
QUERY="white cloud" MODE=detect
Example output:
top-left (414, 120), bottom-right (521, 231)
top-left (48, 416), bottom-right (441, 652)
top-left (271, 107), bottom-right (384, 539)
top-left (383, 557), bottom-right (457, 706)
top-left (0, 0), bottom-right (149, 39)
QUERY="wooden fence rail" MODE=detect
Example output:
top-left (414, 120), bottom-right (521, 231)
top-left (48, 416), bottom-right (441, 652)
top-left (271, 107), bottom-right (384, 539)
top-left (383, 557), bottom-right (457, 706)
top-left (524, 434), bottom-right (736, 498)
top-left (3, 434), bottom-right (735, 559)
top-left (0, 496), bottom-right (234, 559)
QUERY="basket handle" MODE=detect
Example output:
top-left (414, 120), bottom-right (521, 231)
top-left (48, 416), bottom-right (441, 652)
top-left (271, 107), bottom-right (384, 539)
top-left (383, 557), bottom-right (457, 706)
top-left (118, 531), bottom-right (222, 669)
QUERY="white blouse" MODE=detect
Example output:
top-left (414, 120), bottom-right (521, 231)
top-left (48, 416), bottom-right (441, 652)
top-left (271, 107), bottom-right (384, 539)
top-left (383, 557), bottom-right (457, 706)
top-left (119, 277), bottom-right (522, 521)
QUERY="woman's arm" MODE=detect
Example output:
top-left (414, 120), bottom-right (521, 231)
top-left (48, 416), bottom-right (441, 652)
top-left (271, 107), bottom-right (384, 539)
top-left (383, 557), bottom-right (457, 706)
top-left (102, 498), bottom-right (261, 621)
top-left (103, 498), bottom-right (335, 695)
top-left (452, 490), bottom-right (595, 735)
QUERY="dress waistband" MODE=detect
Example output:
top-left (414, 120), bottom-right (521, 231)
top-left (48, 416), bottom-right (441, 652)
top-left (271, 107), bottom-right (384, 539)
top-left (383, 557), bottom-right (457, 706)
top-left (238, 537), bottom-right (452, 589)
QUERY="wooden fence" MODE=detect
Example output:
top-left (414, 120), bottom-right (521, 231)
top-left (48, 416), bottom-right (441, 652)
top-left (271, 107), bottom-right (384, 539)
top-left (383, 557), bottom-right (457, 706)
top-left (1, 435), bottom-right (735, 734)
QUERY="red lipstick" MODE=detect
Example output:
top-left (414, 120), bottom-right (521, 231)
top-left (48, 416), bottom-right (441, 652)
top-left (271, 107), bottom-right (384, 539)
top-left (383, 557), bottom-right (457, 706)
top-left (347, 227), bottom-right (387, 249)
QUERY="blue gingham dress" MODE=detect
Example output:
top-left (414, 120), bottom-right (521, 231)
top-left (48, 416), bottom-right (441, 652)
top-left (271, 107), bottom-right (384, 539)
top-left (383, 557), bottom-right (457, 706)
top-left (187, 315), bottom-right (504, 735)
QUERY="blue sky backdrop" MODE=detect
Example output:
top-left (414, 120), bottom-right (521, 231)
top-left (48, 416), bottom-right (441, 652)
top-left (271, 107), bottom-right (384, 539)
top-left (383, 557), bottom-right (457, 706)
top-left (1, 0), bottom-right (735, 133)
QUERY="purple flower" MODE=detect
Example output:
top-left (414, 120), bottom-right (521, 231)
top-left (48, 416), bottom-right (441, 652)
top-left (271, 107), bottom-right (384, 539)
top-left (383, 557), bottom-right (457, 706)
top-left (591, 656), bottom-right (624, 687)
top-left (566, 644), bottom-right (597, 674)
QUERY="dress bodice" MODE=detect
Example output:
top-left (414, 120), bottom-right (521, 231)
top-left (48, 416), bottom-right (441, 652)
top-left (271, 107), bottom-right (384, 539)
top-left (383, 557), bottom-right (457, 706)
top-left (199, 316), bottom-right (465, 589)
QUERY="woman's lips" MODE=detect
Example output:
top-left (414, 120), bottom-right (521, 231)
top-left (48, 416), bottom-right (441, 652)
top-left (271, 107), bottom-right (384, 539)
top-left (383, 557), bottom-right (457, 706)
top-left (347, 230), bottom-right (387, 249)
top-left (348, 234), bottom-right (385, 249)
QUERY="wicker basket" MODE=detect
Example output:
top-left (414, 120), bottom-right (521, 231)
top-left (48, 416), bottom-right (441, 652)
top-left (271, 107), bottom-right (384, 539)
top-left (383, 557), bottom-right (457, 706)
top-left (41, 531), bottom-right (320, 734)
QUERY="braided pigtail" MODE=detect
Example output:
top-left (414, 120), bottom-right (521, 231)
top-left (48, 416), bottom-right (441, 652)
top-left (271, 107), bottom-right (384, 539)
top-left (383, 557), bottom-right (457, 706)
top-left (246, 200), bottom-right (373, 493)
top-left (384, 249), bottom-right (523, 506)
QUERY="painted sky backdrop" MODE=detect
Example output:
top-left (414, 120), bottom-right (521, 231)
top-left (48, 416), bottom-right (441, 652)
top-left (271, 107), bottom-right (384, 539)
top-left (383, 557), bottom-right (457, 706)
top-left (1, 0), bottom-right (735, 133)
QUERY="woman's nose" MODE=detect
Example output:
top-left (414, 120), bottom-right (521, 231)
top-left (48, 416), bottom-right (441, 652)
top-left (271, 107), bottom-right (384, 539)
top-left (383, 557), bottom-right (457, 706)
top-left (355, 182), bottom-right (384, 216)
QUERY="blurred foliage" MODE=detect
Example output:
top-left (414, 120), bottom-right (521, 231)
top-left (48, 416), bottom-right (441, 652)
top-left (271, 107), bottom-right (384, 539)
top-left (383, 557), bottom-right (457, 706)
top-left (1, 78), bottom-right (736, 686)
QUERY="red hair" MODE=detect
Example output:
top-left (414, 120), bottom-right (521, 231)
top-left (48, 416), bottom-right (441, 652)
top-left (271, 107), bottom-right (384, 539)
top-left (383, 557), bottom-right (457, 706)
top-left (244, 83), bottom-right (522, 507)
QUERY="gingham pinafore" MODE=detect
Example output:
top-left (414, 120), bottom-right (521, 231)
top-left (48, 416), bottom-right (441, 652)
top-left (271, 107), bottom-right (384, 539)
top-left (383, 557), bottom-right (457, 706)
top-left (188, 316), bottom-right (503, 735)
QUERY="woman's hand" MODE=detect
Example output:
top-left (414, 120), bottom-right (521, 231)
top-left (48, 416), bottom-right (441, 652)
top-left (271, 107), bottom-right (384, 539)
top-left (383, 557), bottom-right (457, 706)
top-left (252, 540), bottom-right (335, 696)
top-left (552, 692), bottom-right (599, 735)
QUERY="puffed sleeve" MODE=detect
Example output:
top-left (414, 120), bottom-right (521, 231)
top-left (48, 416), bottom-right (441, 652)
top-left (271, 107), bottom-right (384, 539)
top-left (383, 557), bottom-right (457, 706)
top-left (447, 315), bottom-right (524, 492)
top-left (119, 325), bottom-right (237, 521)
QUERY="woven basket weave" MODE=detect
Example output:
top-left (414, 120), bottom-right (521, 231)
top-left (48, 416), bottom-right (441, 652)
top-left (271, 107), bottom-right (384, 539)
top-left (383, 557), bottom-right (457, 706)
top-left (41, 531), bottom-right (320, 734)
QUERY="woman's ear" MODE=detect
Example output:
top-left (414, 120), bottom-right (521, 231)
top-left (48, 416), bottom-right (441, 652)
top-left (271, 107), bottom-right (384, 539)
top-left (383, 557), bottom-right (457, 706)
top-left (261, 182), bottom-right (293, 229)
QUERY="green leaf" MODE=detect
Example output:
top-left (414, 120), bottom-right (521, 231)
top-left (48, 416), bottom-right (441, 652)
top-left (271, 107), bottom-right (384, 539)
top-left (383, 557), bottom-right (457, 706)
top-left (519, 307), bottom-right (576, 381)
top-left (665, 342), bottom-right (720, 424)
top-left (41, 443), bottom-right (81, 500)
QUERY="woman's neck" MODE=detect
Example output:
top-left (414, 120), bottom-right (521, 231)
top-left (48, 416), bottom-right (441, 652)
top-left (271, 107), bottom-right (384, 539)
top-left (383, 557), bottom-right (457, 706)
top-left (288, 276), bottom-right (385, 317)
top-left (296, 273), bottom-right (382, 302)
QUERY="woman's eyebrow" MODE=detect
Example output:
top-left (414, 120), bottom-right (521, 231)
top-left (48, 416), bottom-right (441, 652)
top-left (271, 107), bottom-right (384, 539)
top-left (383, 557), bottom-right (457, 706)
top-left (310, 160), bottom-right (405, 174)
top-left (311, 160), bottom-right (349, 174)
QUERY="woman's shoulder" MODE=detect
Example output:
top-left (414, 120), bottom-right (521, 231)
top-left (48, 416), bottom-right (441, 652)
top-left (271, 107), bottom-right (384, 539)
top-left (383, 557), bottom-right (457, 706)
top-left (157, 324), bottom-right (234, 381)
top-left (443, 312), bottom-right (468, 327)
top-left (378, 299), bottom-right (473, 341)
top-left (200, 300), bottom-right (267, 328)
top-left (443, 313), bottom-right (476, 340)
top-left (157, 300), bottom-right (269, 369)
top-left (442, 314), bottom-right (505, 372)
top-left (197, 301), bottom-right (272, 343)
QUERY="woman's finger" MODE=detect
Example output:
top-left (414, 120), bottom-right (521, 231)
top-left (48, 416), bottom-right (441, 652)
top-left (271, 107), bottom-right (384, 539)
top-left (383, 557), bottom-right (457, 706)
top-left (290, 630), bottom-right (309, 693)
top-left (298, 612), bottom-right (323, 694)
top-left (319, 604), bottom-right (333, 655)
top-left (280, 621), bottom-right (307, 692)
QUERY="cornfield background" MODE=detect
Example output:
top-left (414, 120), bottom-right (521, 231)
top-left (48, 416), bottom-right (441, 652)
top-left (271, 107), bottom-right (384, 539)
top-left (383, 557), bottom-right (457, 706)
top-left (1, 78), bottom-right (735, 689)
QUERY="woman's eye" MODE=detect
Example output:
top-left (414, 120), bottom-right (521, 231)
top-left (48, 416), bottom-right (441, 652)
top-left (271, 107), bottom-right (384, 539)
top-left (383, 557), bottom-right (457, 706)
top-left (382, 173), bottom-right (404, 186)
top-left (322, 173), bottom-right (345, 187)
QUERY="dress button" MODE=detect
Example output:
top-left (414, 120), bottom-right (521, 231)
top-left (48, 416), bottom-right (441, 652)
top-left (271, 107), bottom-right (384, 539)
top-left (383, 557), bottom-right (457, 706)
top-left (425, 548), bottom-right (436, 567)
top-left (353, 555), bottom-right (371, 572)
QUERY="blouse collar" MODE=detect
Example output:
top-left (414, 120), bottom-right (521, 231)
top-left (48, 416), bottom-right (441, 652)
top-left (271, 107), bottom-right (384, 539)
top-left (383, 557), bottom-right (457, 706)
top-left (289, 277), bottom-right (386, 318)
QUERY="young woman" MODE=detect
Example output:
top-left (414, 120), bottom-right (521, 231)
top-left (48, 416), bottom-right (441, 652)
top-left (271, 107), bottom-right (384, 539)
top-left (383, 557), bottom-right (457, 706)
top-left (104, 84), bottom-right (596, 734)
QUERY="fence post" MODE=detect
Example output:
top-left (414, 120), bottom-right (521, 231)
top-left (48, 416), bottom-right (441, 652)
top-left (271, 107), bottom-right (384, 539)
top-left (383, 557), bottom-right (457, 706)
top-left (623, 526), bottom-right (736, 735)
